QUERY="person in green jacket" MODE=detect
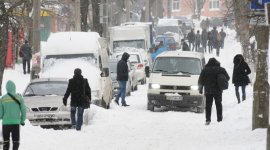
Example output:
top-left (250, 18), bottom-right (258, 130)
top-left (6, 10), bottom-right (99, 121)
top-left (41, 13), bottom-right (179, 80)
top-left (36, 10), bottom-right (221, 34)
top-left (0, 80), bottom-right (26, 150)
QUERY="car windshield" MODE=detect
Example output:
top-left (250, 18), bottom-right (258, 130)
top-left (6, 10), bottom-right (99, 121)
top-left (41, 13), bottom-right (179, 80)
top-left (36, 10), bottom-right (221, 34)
top-left (24, 82), bottom-right (68, 97)
top-left (113, 40), bottom-right (145, 53)
top-left (43, 54), bottom-right (96, 72)
top-left (155, 37), bottom-right (175, 44)
top-left (157, 26), bottom-right (179, 35)
top-left (109, 62), bottom-right (117, 73)
top-left (173, 16), bottom-right (186, 20)
top-left (152, 57), bottom-right (202, 75)
top-left (116, 54), bottom-right (141, 63)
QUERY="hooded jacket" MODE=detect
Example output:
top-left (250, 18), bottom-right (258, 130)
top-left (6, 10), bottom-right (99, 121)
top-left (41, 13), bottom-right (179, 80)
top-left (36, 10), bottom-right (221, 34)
top-left (201, 29), bottom-right (208, 45)
top-left (182, 41), bottom-right (189, 51)
top-left (198, 58), bottom-right (230, 94)
top-left (117, 52), bottom-right (130, 81)
top-left (207, 32), bottom-right (215, 47)
top-left (232, 54), bottom-right (251, 86)
top-left (19, 44), bottom-right (32, 60)
top-left (187, 30), bottom-right (195, 43)
top-left (0, 80), bottom-right (26, 125)
top-left (63, 74), bottom-right (91, 107)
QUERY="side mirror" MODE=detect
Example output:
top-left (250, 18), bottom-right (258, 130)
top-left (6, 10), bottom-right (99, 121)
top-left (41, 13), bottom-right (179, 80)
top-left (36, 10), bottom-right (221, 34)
top-left (149, 47), bottom-right (154, 53)
top-left (101, 68), bottom-right (110, 77)
top-left (144, 60), bottom-right (148, 65)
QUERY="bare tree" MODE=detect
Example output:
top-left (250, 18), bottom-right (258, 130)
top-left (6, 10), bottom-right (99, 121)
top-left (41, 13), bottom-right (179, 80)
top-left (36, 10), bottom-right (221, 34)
top-left (184, 0), bottom-right (206, 21)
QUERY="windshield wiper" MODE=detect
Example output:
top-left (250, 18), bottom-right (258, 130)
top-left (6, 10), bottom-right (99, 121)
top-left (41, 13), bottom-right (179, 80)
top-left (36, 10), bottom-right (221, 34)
top-left (153, 70), bottom-right (168, 73)
top-left (25, 94), bottom-right (36, 96)
top-left (172, 71), bottom-right (193, 75)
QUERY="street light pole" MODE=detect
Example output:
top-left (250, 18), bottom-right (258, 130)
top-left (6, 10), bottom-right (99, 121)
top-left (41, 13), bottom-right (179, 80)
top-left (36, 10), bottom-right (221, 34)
top-left (75, 0), bottom-right (81, 31)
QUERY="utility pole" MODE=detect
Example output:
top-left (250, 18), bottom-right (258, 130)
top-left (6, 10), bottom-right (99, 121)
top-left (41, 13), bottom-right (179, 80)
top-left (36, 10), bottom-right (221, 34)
top-left (126, 0), bottom-right (130, 22)
top-left (33, 0), bottom-right (40, 54)
top-left (102, 0), bottom-right (108, 40)
top-left (167, 0), bottom-right (172, 18)
top-left (145, 0), bottom-right (149, 22)
top-left (75, 0), bottom-right (81, 31)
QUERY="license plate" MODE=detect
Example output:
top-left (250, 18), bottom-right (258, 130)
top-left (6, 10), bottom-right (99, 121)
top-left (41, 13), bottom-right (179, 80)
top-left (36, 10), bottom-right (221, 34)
top-left (34, 114), bottom-right (56, 119)
top-left (167, 96), bottom-right (183, 101)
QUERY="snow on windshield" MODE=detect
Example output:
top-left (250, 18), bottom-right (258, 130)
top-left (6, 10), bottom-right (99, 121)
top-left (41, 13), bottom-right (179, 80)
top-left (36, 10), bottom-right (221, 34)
top-left (41, 58), bottom-right (100, 90)
top-left (113, 40), bottom-right (145, 52)
top-left (113, 47), bottom-right (147, 62)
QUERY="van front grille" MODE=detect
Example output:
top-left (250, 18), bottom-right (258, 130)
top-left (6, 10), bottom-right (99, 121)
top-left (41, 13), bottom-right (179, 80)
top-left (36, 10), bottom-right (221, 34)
top-left (31, 107), bottom-right (58, 112)
top-left (160, 85), bottom-right (190, 90)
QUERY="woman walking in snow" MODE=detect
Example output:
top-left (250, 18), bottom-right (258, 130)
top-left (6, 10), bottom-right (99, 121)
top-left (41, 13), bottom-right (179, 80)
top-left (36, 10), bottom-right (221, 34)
top-left (232, 54), bottom-right (251, 104)
top-left (207, 32), bottom-right (214, 54)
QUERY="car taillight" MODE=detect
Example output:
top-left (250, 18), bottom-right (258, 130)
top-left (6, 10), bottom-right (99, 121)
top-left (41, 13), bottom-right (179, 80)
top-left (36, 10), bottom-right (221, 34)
top-left (171, 45), bottom-right (176, 48)
top-left (137, 64), bottom-right (143, 69)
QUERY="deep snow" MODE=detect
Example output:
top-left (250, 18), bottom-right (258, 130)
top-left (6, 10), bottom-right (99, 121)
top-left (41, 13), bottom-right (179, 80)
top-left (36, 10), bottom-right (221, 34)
top-left (0, 23), bottom-right (267, 150)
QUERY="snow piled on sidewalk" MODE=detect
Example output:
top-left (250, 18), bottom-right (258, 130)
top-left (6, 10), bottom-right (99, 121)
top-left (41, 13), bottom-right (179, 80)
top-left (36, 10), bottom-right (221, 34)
top-left (0, 29), bottom-right (267, 150)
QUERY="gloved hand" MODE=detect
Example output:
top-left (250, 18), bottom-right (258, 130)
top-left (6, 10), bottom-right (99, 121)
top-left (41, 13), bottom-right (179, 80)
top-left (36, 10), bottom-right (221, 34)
top-left (199, 90), bottom-right (203, 94)
top-left (21, 123), bottom-right (25, 126)
top-left (63, 98), bottom-right (67, 106)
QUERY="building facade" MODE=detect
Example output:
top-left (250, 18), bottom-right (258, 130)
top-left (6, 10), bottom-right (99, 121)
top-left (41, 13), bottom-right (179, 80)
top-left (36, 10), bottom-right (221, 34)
top-left (163, 0), bottom-right (226, 18)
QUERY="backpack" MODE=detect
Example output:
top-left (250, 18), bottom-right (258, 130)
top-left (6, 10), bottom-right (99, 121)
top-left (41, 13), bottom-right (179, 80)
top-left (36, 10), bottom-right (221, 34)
top-left (217, 74), bottom-right (229, 90)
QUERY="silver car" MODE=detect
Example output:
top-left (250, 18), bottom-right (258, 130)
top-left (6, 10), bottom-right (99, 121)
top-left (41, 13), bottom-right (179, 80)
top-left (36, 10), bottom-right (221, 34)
top-left (109, 58), bottom-right (138, 97)
top-left (22, 78), bottom-right (71, 129)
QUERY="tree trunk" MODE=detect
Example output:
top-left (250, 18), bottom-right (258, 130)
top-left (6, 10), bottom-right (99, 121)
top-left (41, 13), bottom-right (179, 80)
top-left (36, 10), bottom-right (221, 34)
top-left (0, 2), bottom-right (9, 96)
top-left (92, 0), bottom-right (103, 36)
top-left (81, 0), bottom-right (89, 32)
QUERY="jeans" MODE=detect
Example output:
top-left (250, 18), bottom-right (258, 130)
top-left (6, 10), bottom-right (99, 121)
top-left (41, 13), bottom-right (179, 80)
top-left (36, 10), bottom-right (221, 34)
top-left (203, 44), bottom-right (207, 52)
top-left (116, 81), bottom-right (127, 105)
top-left (208, 46), bottom-right (213, 53)
top-left (221, 39), bottom-right (225, 48)
top-left (195, 43), bottom-right (200, 52)
top-left (189, 42), bottom-right (194, 51)
top-left (216, 47), bottom-right (220, 56)
top-left (71, 106), bottom-right (84, 131)
top-left (23, 59), bottom-right (30, 73)
top-left (235, 86), bottom-right (246, 96)
top-left (205, 94), bottom-right (223, 122)
top-left (3, 125), bottom-right (20, 150)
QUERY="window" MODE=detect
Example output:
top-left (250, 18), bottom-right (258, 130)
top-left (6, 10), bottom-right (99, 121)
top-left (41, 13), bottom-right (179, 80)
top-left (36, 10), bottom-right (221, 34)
top-left (172, 0), bottom-right (181, 12)
top-left (209, 0), bottom-right (220, 10)
top-left (195, 0), bottom-right (205, 11)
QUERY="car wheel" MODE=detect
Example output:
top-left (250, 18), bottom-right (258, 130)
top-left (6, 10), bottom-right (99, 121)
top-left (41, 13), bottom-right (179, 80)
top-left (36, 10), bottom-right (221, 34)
top-left (134, 85), bottom-right (138, 91)
top-left (101, 98), bottom-right (107, 109)
top-left (131, 85), bottom-right (134, 92)
top-left (196, 98), bottom-right (205, 113)
top-left (107, 101), bottom-right (110, 109)
top-left (141, 77), bottom-right (146, 85)
top-left (147, 102), bottom-right (154, 111)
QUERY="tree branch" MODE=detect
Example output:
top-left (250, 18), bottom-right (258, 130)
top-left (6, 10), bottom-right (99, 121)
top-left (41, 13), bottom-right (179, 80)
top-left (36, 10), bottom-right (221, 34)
top-left (7, 0), bottom-right (26, 13)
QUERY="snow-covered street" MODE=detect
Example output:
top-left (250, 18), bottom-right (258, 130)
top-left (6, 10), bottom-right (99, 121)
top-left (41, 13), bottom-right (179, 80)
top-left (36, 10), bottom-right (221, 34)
top-left (0, 28), bottom-right (267, 150)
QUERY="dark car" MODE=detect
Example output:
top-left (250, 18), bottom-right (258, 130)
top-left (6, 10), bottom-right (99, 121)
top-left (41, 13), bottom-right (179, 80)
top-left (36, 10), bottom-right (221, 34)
top-left (154, 36), bottom-right (178, 51)
top-left (209, 17), bottom-right (223, 27)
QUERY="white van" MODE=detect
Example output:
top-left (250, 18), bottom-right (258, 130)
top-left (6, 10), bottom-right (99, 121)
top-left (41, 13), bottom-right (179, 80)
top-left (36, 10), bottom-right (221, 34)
top-left (147, 51), bottom-right (206, 113)
top-left (40, 32), bottom-right (112, 109)
top-left (157, 19), bottom-right (181, 43)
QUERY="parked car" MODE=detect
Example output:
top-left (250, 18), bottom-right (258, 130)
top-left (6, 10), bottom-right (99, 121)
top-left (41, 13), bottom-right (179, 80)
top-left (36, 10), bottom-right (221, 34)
top-left (22, 78), bottom-right (71, 129)
top-left (147, 51), bottom-right (206, 113)
top-left (154, 36), bottom-right (178, 51)
top-left (181, 20), bottom-right (195, 35)
top-left (113, 52), bottom-right (147, 85)
top-left (109, 58), bottom-right (138, 97)
top-left (173, 15), bottom-right (187, 25)
top-left (209, 17), bottom-right (223, 27)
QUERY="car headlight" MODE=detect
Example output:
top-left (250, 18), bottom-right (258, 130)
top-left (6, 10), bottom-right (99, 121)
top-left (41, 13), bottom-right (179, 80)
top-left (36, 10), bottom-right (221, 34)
top-left (191, 85), bottom-right (198, 90)
top-left (59, 105), bottom-right (70, 112)
top-left (149, 83), bottom-right (160, 89)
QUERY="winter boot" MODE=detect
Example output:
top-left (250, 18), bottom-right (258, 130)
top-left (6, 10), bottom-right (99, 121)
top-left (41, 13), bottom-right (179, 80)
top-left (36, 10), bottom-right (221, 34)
top-left (114, 100), bottom-right (119, 105)
top-left (236, 92), bottom-right (240, 104)
top-left (242, 95), bottom-right (246, 101)
top-left (13, 141), bottom-right (20, 150)
top-left (3, 140), bottom-right (9, 150)
top-left (205, 121), bottom-right (211, 125)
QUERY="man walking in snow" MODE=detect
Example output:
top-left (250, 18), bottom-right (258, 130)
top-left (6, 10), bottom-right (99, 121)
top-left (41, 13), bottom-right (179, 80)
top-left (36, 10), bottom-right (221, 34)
top-left (19, 40), bottom-right (32, 74)
top-left (195, 30), bottom-right (201, 52)
top-left (0, 80), bottom-right (26, 150)
top-left (187, 29), bottom-right (195, 51)
top-left (198, 58), bottom-right (230, 125)
top-left (115, 52), bottom-right (130, 107)
top-left (63, 68), bottom-right (91, 131)
top-left (220, 29), bottom-right (226, 49)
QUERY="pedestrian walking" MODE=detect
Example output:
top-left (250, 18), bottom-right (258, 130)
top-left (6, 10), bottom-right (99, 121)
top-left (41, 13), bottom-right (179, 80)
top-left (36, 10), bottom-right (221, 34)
top-left (181, 22), bottom-right (187, 39)
top-left (201, 29), bottom-right (208, 53)
top-left (181, 39), bottom-right (189, 51)
top-left (187, 29), bottom-right (195, 51)
top-left (200, 19), bottom-right (206, 30)
top-left (207, 32), bottom-right (214, 54)
top-left (63, 68), bottom-right (91, 131)
top-left (223, 17), bottom-right (228, 28)
top-left (198, 58), bottom-right (230, 125)
top-left (19, 40), bottom-right (32, 74)
top-left (220, 29), bottom-right (226, 49)
top-left (216, 33), bottom-right (222, 57)
top-left (206, 18), bottom-right (210, 31)
top-left (114, 52), bottom-right (130, 107)
top-left (211, 26), bottom-right (218, 49)
top-left (195, 30), bottom-right (201, 52)
top-left (232, 54), bottom-right (251, 104)
top-left (0, 80), bottom-right (26, 150)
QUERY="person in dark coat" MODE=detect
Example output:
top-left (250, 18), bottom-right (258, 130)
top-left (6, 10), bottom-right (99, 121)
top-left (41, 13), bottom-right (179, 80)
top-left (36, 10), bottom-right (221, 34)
top-left (115, 52), bottom-right (130, 106)
top-left (19, 40), bottom-right (32, 74)
top-left (201, 29), bottom-right (208, 53)
top-left (198, 58), bottom-right (230, 125)
top-left (63, 68), bottom-right (91, 131)
top-left (211, 26), bottom-right (218, 49)
top-left (195, 30), bottom-right (201, 52)
top-left (216, 33), bottom-right (222, 57)
top-left (187, 29), bottom-right (195, 51)
top-left (206, 18), bottom-right (210, 31)
top-left (207, 32), bottom-right (214, 54)
top-left (220, 29), bottom-right (226, 49)
top-left (181, 39), bottom-right (189, 51)
top-left (232, 54), bottom-right (251, 103)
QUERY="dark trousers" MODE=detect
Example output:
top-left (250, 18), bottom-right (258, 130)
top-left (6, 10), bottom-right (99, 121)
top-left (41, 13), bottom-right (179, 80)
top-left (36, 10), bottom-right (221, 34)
top-left (205, 94), bottom-right (223, 122)
top-left (71, 106), bottom-right (84, 131)
top-left (221, 39), bottom-right (225, 48)
top-left (189, 42), bottom-right (195, 51)
top-left (23, 59), bottom-right (30, 73)
top-left (208, 46), bottom-right (213, 53)
top-left (195, 43), bottom-right (200, 52)
top-left (3, 125), bottom-right (20, 150)
top-left (216, 47), bottom-right (220, 57)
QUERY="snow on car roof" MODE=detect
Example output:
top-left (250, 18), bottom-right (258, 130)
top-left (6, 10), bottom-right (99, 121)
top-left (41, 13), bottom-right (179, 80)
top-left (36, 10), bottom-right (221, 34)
top-left (43, 32), bottom-right (101, 55)
top-left (157, 19), bottom-right (179, 26)
top-left (157, 51), bottom-right (204, 59)
top-left (31, 78), bottom-right (69, 83)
